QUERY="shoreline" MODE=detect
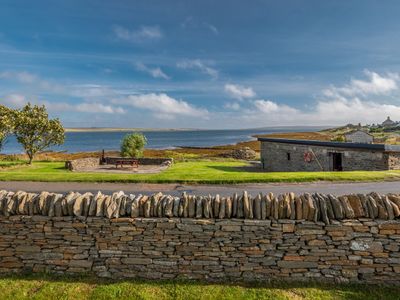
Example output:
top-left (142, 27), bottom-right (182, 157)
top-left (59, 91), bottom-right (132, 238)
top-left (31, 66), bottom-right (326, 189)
top-left (65, 125), bottom-right (328, 133)
top-left (0, 131), bottom-right (331, 161)
top-left (65, 127), bottom-right (199, 133)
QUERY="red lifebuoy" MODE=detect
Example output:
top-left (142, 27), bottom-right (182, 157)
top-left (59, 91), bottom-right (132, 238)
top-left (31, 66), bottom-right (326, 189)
top-left (304, 152), bottom-right (313, 163)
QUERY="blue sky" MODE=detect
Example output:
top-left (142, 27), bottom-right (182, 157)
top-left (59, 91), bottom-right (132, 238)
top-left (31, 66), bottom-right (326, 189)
top-left (2, 0), bottom-right (400, 128)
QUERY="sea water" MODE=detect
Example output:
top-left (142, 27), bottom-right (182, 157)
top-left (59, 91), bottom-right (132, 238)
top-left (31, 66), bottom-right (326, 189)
top-left (2, 127), bottom-right (326, 154)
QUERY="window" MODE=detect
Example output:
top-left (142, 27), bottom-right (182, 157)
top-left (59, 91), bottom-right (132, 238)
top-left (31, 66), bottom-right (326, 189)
top-left (287, 152), bottom-right (291, 161)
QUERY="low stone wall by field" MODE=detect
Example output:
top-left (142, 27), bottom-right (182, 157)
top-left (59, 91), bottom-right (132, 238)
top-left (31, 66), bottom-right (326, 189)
top-left (1, 216), bottom-right (400, 284)
top-left (1, 190), bottom-right (400, 283)
top-left (66, 157), bottom-right (173, 171)
top-left (103, 157), bottom-right (173, 166)
top-left (65, 157), bottom-right (100, 171)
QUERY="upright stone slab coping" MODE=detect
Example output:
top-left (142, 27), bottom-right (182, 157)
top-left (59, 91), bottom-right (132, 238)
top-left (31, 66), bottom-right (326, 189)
top-left (1, 189), bottom-right (400, 222)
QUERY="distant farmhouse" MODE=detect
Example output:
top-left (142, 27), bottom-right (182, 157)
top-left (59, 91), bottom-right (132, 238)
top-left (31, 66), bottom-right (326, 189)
top-left (382, 116), bottom-right (396, 128)
top-left (258, 137), bottom-right (400, 172)
top-left (344, 130), bottom-right (374, 144)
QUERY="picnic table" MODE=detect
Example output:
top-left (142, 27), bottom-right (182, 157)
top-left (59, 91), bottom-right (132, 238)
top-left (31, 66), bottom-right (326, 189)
top-left (115, 159), bottom-right (139, 169)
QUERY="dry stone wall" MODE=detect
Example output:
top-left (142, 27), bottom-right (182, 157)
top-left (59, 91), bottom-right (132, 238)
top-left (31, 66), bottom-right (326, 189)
top-left (65, 157), bottom-right (173, 171)
top-left (65, 157), bottom-right (100, 171)
top-left (1, 190), bottom-right (400, 283)
top-left (1, 190), bottom-right (400, 222)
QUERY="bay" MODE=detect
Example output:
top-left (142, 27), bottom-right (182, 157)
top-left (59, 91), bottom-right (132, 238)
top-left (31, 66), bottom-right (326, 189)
top-left (2, 126), bottom-right (326, 154)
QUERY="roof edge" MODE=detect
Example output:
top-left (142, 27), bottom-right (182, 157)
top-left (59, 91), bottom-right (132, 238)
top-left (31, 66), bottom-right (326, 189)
top-left (257, 137), bottom-right (400, 152)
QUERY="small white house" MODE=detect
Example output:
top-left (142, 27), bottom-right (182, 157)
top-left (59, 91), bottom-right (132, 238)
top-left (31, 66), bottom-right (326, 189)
top-left (345, 130), bottom-right (374, 144)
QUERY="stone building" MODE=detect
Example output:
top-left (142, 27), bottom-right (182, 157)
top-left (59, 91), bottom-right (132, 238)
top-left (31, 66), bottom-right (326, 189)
top-left (258, 137), bottom-right (400, 172)
top-left (382, 116), bottom-right (396, 127)
top-left (344, 130), bottom-right (374, 144)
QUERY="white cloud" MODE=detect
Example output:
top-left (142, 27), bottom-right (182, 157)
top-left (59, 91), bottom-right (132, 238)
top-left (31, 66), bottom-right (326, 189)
top-left (203, 23), bottom-right (219, 35)
top-left (177, 59), bottom-right (218, 79)
top-left (224, 102), bottom-right (241, 110)
top-left (75, 103), bottom-right (125, 114)
top-left (224, 83), bottom-right (256, 100)
top-left (222, 70), bottom-right (400, 127)
top-left (113, 93), bottom-right (208, 118)
top-left (234, 97), bottom-right (400, 127)
top-left (113, 25), bottom-right (162, 43)
top-left (0, 71), bottom-right (37, 83)
top-left (2, 94), bottom-right (28, 107)
top-left (181, 17), bottom-right (219, 35)
top-left (0, 71), bottom-right (64, 93)
top-left (69, 84), bottom-right (116, 98)
top-left (1, 94), bottom-right (125, 114)
top-left (136, 62), bottom-right (170, 80)
top-left (323, 70), bottom-right (399, 98)
top-left (253, 99), bottom-right (298, 115)
top-left (312, 98), bottom-right (400, 124)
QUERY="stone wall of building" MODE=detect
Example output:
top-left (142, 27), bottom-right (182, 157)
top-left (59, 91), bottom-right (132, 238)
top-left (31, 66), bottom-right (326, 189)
top-left (388, 153), bottom-right (400, 170)
top-left (260, 141), bottom-right (391, 172)
top-left (345, 131), bottom-right (374, 144)
top-left (0, 216), bottom-right (399, 284)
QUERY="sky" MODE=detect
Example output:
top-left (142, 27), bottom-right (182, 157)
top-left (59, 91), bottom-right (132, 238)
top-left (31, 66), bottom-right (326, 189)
top-left (2, 0), bottom-right (400, 129)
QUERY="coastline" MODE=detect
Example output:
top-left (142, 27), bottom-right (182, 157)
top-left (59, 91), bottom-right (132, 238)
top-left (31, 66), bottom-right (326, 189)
top-left (65, 125), bottom-right (328, 133)
top-left (0, 131), bottom-right (332, 161)
top-left (65, 127), bottom-right (199, 133)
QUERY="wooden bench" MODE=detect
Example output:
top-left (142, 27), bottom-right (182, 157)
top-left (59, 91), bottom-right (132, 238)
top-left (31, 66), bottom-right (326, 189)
top-left (115, 159), bottom-right (139, 169)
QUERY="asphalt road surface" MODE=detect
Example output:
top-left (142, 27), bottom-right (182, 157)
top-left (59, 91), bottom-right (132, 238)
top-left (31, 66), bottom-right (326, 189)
top-left (0, 181), bottom-right (399, 196)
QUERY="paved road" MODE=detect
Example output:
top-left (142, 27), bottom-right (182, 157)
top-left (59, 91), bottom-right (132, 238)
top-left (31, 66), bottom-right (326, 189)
top-left (0, 181), bottom-right (399, 196)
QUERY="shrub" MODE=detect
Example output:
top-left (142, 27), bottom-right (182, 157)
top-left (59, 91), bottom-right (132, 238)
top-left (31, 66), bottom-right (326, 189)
top-left (331, 135), bottom-right (345, 142)
top-left (120, 133), bottom-right (147, 158)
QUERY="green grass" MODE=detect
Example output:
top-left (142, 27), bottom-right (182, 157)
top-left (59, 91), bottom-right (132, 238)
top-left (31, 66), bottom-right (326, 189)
top-left (0, 160), bottom-right (400, 184)
top-left (0, 160), bottom-right (26, 168)
top-left (0, 274), bottom-right (399, 300)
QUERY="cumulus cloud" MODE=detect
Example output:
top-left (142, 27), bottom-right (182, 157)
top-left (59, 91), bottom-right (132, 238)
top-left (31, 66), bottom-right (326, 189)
top-left (241, 97), bottom-right (400, 126)
top-left (113, 25), bottom-right (162, 42)
top-left (224, 83), bottom-right (256, 100)
top-left (311, 98), bottom-right (400, 124)
top-left (177, 59), bottom-right (218, 79)
top-left (136, 62), bottom-right (170, 80)
top-left (225, 70), bottom-right (400, 127)
top-left (322, 70), bottom-right (399, 99)
top-left (113, 93), bottom-right (208, 119)
top-left (253, 99), bottom-right (298, 115)
top-left (224, 102), bottom-right (241, 111)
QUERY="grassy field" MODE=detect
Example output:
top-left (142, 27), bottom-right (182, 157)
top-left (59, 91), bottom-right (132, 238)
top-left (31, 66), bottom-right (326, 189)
top-left (1, 160), bottom-right (400, 183)
top-left (0, 274), bottom-right (399, 300)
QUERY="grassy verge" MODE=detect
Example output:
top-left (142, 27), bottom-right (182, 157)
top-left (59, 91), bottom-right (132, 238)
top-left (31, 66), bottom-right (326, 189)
top-left (0, 160), bottom-right (26, 168)
top-left (0, 160), bottom-right (400, 183)
top-left (0, 274), bottom-right (399, 300)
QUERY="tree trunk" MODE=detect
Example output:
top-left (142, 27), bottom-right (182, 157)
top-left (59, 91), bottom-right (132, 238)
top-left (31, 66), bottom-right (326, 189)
top-left (28, 154), bottom-right (33, 164)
